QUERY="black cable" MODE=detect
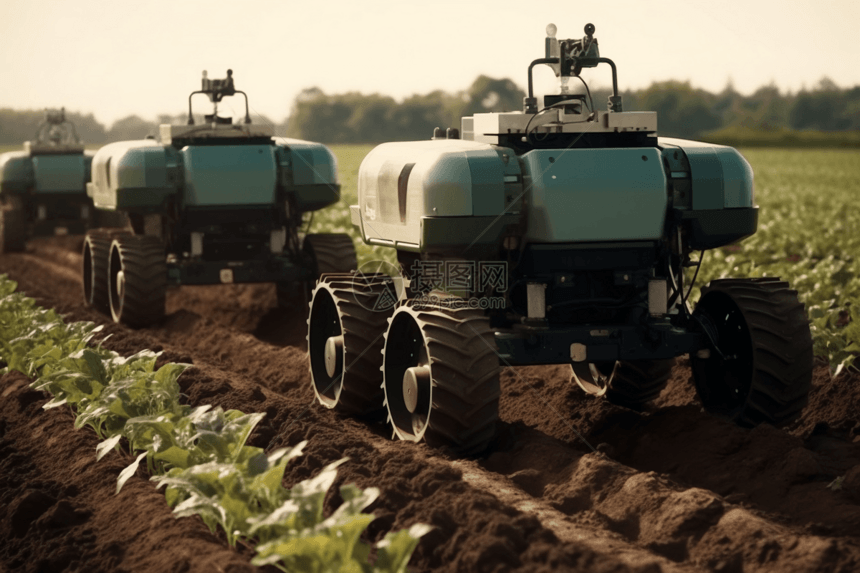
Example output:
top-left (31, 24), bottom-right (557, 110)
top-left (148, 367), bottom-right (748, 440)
top-left (682, 250), bottom-right (706, 309)
top-left (575, 76), bottom-right (594, 112)
top-left (525, 101), bottom-right (593, 145)
top-left (667, 256), bottom-right (682, 307)
top-left (524, 106), bottom-right (556, 142)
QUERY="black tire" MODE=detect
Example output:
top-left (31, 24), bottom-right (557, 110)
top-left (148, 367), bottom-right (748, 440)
top-left (83, 232), bottom-right (110, 314)
top-left (0, 197), bottom-right (27, 253)
top-left (304, 233), bottom-right (358, 275)
top-left (277, 233), bottom-right (358, 309)
top-left (92, 208), bottom-right (131, 230)
top-left (382, 300), bottom-right (500, 456)
top-left (571, 359), bottom-right (675, 410)
top-left (691, 277), bottom-right (813, 427)
top-left (307, 273), bottom-right (397, 415)
top-left (108, 234), bottom-right (166, 327)
top-left (83, 228), bottom-right (132, 314)
top-left (276, 281), bottom-right (310, 311)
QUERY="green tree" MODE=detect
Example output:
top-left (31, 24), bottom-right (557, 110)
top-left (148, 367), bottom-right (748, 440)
top-left (345, 93), bottom-right (397, 142)
top-left (107, 115), bottom-right (158, 142)
top-left (285, 89), bottom-right (358, 142)
top-left (0, 108), bottom-right (107, 145)
top-left (720, 84), bottom-right (790, 131)
top-left (283, 77), bottom-right (525, 143)
top-left (636, 81), bottom-right (722, 138)
top-left (390, 90), bottom-right (463, 140)
top-left (462, 75), bottom-right (524, 117)
top-left (790, 77), bottom-right (851, 131)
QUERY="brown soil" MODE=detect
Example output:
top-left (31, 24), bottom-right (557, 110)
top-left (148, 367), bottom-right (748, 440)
top-left (2, 236), bottom-right (860, 573)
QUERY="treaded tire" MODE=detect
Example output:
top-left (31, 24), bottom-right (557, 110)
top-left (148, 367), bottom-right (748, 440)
top-left (83, 229), bottom-right (131, 314)
top-left (304, 233), bottom-right (358, 275)
top-left (307, 272), bottom-right (397, 415)
top-left (108, 234), bottom-right (166, 328)
top-left (571, 359), bottom-right (675, 410)
top-left (606, 359), bottom-right (675, 409)
top-left (0, 198), bottom-right (27, 253)
top-left (92, 208), bottom-right (131, 230)
top-left (278, 233), bottom-right (358, 308)
top-left (691, 277), bottom-right (813, 427)
top-left (382, 300), bottom-right (500, 456)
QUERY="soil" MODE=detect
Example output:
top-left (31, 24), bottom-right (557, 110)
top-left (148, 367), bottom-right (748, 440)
top-left (2, 236), bottom-right (860, 573)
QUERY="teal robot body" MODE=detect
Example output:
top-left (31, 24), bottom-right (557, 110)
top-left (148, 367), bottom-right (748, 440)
top-left (82, 71), bottom-right (355, 328)
top-left (0, 109), bottom-right (95, 249)
top-left (308, 24), bottom-right (811, 455)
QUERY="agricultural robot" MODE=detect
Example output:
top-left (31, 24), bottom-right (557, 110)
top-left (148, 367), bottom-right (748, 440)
top-left (307, 24), bottom-right (814, 455)
top-left (83, 70), bottom-right (356, 326)
top-left (0, 109), bottom-right (96, 251)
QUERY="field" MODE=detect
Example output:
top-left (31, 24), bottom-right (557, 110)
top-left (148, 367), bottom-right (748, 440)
top-left (2, 145), bottom-right (860, 572)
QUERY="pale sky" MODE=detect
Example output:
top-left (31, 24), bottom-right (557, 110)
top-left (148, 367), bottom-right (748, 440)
top-left (1, 0), bottom-right (858, 127)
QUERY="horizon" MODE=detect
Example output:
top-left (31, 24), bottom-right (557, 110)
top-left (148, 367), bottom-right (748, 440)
top-left (2, 74), bottom-right (849, 130)
top-left (2, 0), bottom-right (858, 126)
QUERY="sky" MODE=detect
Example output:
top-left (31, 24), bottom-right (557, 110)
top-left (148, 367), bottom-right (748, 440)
top-left (1, 0), bottom-right (858, 127)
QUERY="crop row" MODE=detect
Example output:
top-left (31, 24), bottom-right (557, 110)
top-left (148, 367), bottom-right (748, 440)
top-left (0, 275), bottom-right (427, 572)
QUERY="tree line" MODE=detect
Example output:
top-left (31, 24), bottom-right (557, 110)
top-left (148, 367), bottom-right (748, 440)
top-left (1, 76), bottom-right (858, 145)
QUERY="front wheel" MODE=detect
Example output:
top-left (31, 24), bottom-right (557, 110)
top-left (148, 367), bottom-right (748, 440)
top-left (83, 228), bottom-right (132, 314)
top-left (691, 277), bottom-right (813, 427)
top-left (381, 300), bottom-right (500, 455)
top-left (307, 272), bottom-right (395, 415)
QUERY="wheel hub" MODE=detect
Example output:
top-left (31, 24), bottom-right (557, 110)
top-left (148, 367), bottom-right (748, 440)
top-left (571, 362), bottom-right (614, 396)
top-left (324, 335), bottom-right (344, 378)
top-left (402, 366), bottom-right (430, 413)
top-left (116, 270), bottom-right (125, 299)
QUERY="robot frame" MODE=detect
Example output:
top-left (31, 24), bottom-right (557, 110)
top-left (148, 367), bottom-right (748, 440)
top-left (82, 70), bottom-right (357, 327)
top-left (306, 23), bottom-right (814, 456)
top-left (0, 108), bottom-right (97, 251)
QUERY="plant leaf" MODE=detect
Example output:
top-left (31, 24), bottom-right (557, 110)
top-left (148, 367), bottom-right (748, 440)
top-left (117, 452), bottom-right (148, 495)
top-left (96, 434), bottom-right (123, 461)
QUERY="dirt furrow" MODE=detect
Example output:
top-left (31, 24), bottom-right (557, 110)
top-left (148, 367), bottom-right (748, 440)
top-left (3, 236), bottom-right (860, 573)
top-left (2, 243), bottom-right (650, 572)
top-left (0, 371), bottom-right (259, 573)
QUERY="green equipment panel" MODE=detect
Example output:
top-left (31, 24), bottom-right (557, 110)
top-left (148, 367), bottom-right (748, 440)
top-left (182, 144), bottom-right (277, 206)
top-left (522, 148), bottom-right (668, 243)
top-left (658, 138), bottom-right (755, 210)
top-left (273, 139), bottom-right (340, 212)
top-left (32, 155), bottom-right (86, 193)
top-left (0, 152), bottom-right (32, 194)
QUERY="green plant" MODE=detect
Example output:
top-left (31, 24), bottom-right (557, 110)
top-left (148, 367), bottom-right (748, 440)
top-left (0, 274), bottom-right (428, 571)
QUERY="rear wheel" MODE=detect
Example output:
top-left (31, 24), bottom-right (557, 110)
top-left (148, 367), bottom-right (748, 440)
top-left (277, 233), bottom-right (357, 309)
top-left (303, 233), bottom-right (358, 275)
top-left (307, 273), bottom-right (396, 415)
top-left (0, 196), bottom-right (27, 253)
top-left (108, 234), bottom-right (166, 327)
top-left (691, 277), bottom-right (813, 427)
top-left (92, 208), bottom-right (131, 230)
top-left (571, 359), bottom-right (674, 410)
top-left (382, 300), bottom-right (500, 455)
